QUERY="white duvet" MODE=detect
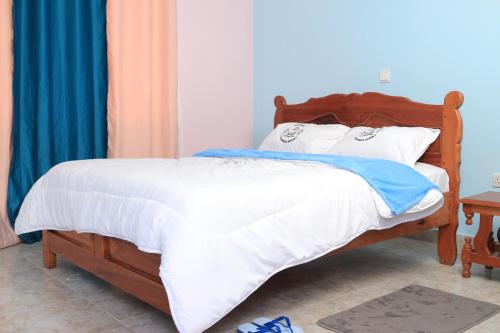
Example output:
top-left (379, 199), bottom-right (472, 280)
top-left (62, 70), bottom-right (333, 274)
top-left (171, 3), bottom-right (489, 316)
top-left (15, 157), bottom-right (444, 332)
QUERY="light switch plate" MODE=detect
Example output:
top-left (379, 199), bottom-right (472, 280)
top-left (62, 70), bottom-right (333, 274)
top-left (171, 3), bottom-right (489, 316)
top-left (379, 69), bottom-right (391, 83)
top-left (493, 173), bottom-right (500, 188)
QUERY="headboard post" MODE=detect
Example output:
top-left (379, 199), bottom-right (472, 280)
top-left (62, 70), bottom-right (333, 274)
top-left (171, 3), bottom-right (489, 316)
top-left (441, 91), bottom-right (464, 217)
top-left (274, 96), bottom-right (287, 127)
top-left (435, 90), bottom-right (463, 265)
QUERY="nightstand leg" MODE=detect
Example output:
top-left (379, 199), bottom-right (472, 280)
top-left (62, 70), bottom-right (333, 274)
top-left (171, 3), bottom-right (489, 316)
top-left (461, 237), bottom-right (472, 278)
top-left (486, 232), bottom-right (494, 270)
top-left (474, 215), bottom-right (493, 255)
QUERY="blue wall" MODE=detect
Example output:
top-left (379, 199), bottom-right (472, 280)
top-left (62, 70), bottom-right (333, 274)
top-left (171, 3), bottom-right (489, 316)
top-left (254, 0), bottom-right (500, 236)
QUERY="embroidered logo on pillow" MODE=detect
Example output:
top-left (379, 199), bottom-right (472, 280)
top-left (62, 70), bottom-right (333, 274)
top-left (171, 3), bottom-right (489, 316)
top-left (280, 124), bottom-right (305, 143)
top-left (355, 128), bottom-right (382, 141)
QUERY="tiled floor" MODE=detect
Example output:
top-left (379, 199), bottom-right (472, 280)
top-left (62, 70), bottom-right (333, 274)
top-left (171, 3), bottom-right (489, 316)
top-left (0, 238), bottom-right (499, 333)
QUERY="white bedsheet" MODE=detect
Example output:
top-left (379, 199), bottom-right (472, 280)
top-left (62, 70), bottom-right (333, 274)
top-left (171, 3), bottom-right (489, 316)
top-left (15, 157), bottom-right (444, 332)
top-left (414, 162), bottom-right (449, 192)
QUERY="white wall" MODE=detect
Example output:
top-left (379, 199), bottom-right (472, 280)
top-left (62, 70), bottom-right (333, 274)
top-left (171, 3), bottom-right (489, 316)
top-left (177, 0), bottom-right (253, 156)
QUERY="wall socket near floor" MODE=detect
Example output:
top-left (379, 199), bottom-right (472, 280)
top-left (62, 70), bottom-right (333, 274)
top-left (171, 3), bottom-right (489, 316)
top-left (493, 173), bottom-right (500, 188)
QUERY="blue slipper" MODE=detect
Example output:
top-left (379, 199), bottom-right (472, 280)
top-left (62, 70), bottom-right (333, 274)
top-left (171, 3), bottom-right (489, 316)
top-left (237, 316), bottom-right (303, 333)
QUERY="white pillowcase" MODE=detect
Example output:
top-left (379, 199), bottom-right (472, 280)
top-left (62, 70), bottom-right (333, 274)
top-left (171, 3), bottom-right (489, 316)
top-left (259, 122), bottom-right (350, 154)
top-left (327, 126), bottom-right (440, 166)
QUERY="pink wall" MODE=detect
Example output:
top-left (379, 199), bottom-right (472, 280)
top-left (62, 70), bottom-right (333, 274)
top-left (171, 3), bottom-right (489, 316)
top-left (177, 0), bottom-right (253, 156)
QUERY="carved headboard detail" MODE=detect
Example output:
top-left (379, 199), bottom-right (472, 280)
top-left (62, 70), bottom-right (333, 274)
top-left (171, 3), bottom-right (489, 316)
top-left (273, 91), bottom-right (464, 210)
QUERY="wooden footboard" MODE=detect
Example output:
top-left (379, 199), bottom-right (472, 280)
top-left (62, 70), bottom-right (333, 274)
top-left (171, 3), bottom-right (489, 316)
top-left (42, 230), bottom-right (170, 314)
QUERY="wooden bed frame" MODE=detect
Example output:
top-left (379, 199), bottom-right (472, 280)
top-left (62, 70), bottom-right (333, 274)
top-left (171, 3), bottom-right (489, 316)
top-left (42, 91), bottom-right (464, 317)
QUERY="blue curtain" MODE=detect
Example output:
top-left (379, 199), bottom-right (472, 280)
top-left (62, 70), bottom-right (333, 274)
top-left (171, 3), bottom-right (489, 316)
top-left (8, 0), bottom-right (108, 243)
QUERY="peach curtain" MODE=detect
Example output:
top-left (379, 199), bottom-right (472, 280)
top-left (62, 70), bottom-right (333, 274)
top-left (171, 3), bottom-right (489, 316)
top-left (0, 0), bottom-right (19, 248)
top-left (107, 0), bottom-right (178, 158)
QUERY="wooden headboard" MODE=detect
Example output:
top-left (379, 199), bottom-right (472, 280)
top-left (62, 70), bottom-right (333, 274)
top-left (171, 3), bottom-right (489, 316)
top-left (273, 91), bottom-right (464, 206)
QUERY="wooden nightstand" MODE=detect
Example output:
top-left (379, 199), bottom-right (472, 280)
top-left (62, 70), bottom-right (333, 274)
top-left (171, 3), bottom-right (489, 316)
top-left (460, 191), bottom-right (500, 278)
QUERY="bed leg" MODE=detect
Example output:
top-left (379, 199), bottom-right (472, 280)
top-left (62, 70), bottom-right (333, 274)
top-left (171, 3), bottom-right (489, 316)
top-left (438, 222), bottom-right (458, 265)
top-left (42, 230), bottom-right (57, 269)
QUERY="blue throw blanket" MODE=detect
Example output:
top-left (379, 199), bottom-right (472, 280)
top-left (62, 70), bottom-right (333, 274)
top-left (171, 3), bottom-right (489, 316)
top-left (193, 149), bottom-right (439, 216)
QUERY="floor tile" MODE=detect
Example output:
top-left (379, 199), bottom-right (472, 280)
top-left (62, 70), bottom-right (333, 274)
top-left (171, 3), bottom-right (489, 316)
top-left (0, 257), bottom-right (54, 287)
top-left (120, 310), bottom-right (178, 333)
top-left (0, 279), bottom-right (81, 319)
top-left (0, 315), bottom-right (18, 333)
top-left (79, 321), bottom-right (135, 333)
top-left (8, 298), bottom-right (116, 333)
top-left (93, 288), bottom-right (156, 320)
top-left (59, 268), bottom-right (119, 303)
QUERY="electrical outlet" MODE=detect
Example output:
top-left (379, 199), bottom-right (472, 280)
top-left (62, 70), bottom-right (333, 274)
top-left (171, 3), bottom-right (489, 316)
top-left (379, 69), bottom-right (391, 83)
top-left (493, 173), bottom-right (500, 188)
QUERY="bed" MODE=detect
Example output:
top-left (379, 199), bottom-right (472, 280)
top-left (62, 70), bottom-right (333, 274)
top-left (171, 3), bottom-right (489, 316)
top-left (23, 91), bottom-right (462, 332)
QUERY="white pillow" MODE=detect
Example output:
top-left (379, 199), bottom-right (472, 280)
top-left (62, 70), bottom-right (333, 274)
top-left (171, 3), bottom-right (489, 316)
top-left (327, 126), bottom-right (440, 166)
top-left (259, 122), bottom-right (350, 154)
